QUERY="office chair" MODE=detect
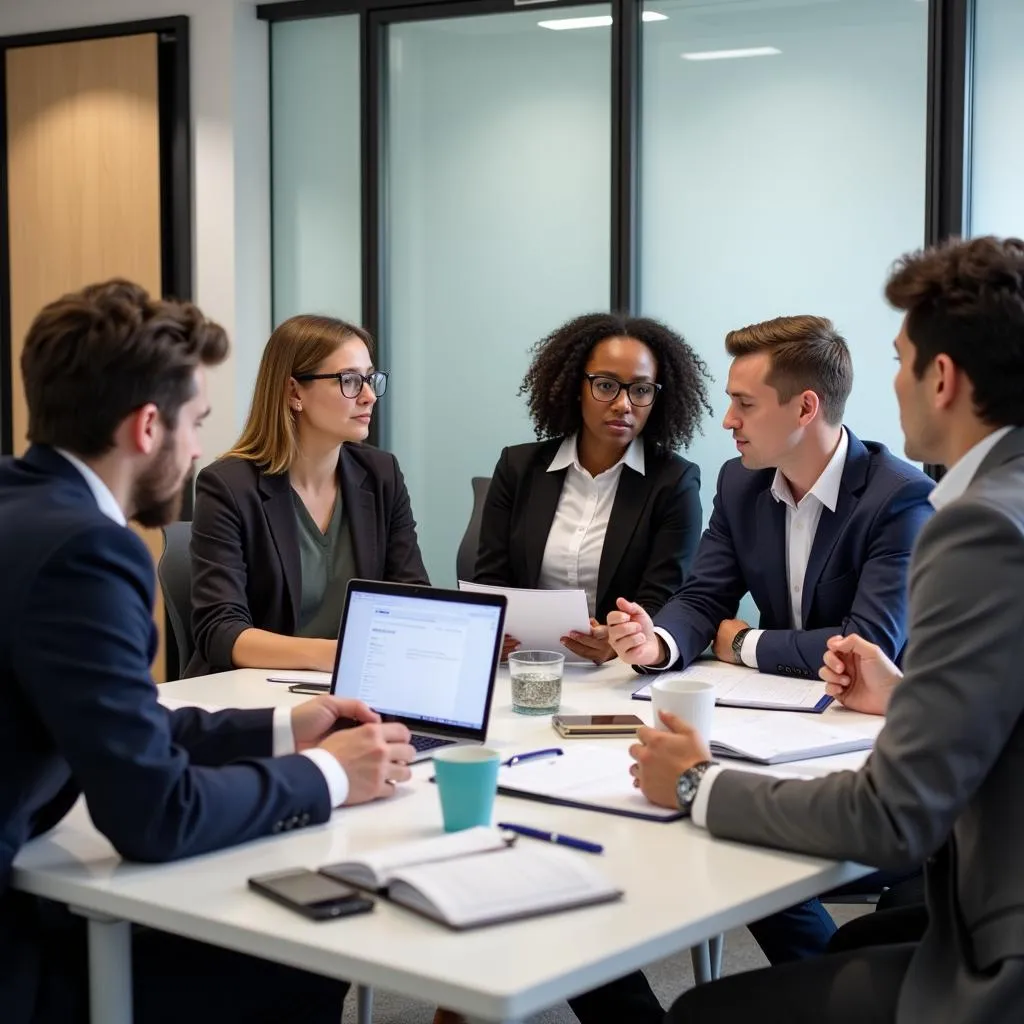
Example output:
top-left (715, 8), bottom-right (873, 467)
top-left (455, 476), bottom-right (491, 581)
top-left (158, 520), bottom-right (194, 679)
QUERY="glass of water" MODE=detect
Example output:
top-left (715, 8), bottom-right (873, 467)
top-left (508, 650), bottom-right (564, 715)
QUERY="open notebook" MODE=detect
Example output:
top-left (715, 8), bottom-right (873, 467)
top-left (633, 663), bottom-right (833, 713)
top-left (320, 827), bottom-right (621, 930)
top-left (710, 710), bottom-right (880, 764)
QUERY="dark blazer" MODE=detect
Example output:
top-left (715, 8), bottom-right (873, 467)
top-left (0, 446), bottom-right (332, 1024)
top-left (188, 443), bottom-right (429, 675)
top-left (474, 437), bottom-right (702, 621)
top-left (701, 428), bottom-right (1024, 1023)
top-left (654, 431), bottom-right (934, 677)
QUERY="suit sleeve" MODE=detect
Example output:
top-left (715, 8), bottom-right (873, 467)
top-left (652, 465), bottom-right (748, 667)
top-left (12, 524), bottom-right (331, 863)
top-left (754, 476), bottom-right (933, 677)
top-left (190, 467), bottom-right (256, 671)
top-left (383, 453), bottom-right (430, 585)
top-left (473, 447), bottom-right (517, 586)
top-left (633, 461), bottom-right (703, 616)
top-left (703, 499), bottom-right (1024, 872)
top-left (165, 705), bottom-right (275, 766)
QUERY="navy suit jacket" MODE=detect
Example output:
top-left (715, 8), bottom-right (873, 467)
top-left (0, 446), bottom-right (332, 1024)
top-left (474, 437), bottom-right (702, 621)
top-left (653, 432), bottom-right (935, 677)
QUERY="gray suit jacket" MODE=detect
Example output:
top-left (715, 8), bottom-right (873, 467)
top-left (704, 428), bottom-right (1024, 1023)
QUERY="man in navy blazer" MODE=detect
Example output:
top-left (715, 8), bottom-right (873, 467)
top-left (608, 315), bottom-right (934, 966)
top-left (0, 281), bottom-right (415, 1024)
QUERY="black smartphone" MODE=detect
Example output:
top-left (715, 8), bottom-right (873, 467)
top-left (248, 869), bottom-right (375, 921)
top-left (287, 682), bottom-right (331, 695)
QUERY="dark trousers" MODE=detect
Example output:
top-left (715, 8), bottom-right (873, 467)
top-left (667, 906), bottom-right (920, 1024)
top-left (36, 900), bottom-right (347, 1024)
top-left (748, 869), bottom-right (924, 964)
top-left (567, 970), bottom-right (664, 1024)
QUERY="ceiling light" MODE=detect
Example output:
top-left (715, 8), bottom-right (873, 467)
top-left (539, 11), bottom-right (668, 30)
top-left (682, 46), bottom-right (781, 60)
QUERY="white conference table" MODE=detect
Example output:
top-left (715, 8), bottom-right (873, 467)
top-left (12, 661), bottom-right (881, 1024)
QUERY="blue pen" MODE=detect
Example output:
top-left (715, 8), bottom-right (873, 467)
top-left (498, 822), bottom-right (604, 855)
top-left (502, 747), bottom-right (563, 767)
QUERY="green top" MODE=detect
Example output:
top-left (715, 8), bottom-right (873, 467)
top-left (292, 489), bottom-right (357, 639)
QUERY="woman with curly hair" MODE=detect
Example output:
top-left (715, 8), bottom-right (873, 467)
top-left (473, 312), bottom-right (713, 664)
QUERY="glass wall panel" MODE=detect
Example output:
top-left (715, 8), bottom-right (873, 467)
top-left (385, 6), bottom-right (611, 584)
top-left (641, 0), bottom-right (928, 528)
top-left (271, 15), bottom-right (362, 326)
top-left (970, 0), bottom-right (1024, 238)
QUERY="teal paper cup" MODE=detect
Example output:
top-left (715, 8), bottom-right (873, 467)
top-left (433, 746), bottom-right (501, 832)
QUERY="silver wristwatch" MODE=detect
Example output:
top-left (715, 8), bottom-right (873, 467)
top-left (675, 760), bottom-right (716, 817)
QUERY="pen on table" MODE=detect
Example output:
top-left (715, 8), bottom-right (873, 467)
top-left (497, 822), bottom-right (603, 855)
top-left (502, 747), bottom-right (563, 767)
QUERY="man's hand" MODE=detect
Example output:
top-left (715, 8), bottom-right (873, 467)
top-left (291, 696), bottom-right (380, 751)
top-left (628, 711), bottom-right (712, 809)
top-left (500, 634), bottom-right (521, 663)
top-left (318, 722), bottom-right (416, 805)
top-left (819, 634), bottom-right (902, 716)
top-left (713, 618), bottom-right (750, 664)
top-left (561, 619), bottom-right (616, 665)
top-left (606, 598), bottom-right (668, 666)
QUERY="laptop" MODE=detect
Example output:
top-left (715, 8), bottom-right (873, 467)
top-left (329, 580), bottom-right (507, 763)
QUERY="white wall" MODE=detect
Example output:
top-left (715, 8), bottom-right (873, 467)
top-left (0, 0), bottom-right (275, 462)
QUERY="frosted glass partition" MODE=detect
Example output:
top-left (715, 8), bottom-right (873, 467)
top-left (271, 15), bottom-right (362, 326)
top-left (641, 0), bottom-right (928, 527)
top-left (970, 0), bottom-right (1024, 238)
top-left (385, 6), bottom-right (612, 585)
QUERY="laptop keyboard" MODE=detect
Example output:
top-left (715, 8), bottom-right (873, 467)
top-left (411, 734), bottom-right (456, 753)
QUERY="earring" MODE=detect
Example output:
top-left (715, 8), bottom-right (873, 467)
top-left (292, 403), bottom-right (302, 413)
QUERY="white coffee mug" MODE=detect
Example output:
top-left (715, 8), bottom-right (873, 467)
top-left (649, 677), bottom-right (715, 741)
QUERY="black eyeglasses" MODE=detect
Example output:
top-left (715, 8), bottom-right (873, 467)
top-left (294, 370), bottom-right (389, 399)
top-left (584, 373), bottom-right (662, 407)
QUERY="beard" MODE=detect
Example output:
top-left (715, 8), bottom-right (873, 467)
top-left (131, 434), bottom-right (187, 529)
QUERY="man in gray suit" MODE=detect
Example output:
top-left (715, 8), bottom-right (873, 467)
top-left (616, 235), bottom-right (1024, 1024)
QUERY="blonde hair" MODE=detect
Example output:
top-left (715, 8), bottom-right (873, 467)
top-left (226, 314), bottom-right (374, 474)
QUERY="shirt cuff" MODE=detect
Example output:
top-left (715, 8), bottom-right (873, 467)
top-left (272, 706), bottom-right (296, 756)
top-left (740, 629), bottom-right (764, 669)
top-left (299, 748), bottom-right (350, 807)
top-left (650, 627), bottom-right (680, 670)
top-left (690, 764), bottom-right (726, 829)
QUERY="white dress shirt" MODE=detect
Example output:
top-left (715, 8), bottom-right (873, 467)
top-left (692, 426), bottom-right (1011, 830)
top-left (55, 449), bottom-right (349, 806)
top-left (654, 429), bottom-right (849, 670)
top-left (538, 435), bottom-right (645, 617)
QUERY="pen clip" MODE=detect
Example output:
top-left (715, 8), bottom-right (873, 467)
top-left (502, 747), bottom-right (564, 767)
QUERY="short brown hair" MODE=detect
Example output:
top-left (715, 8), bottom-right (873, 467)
top-left (885, 236), bottom-right (1024, 428)
top-left (21, 279), bottom-right (229, 456)
top-left (227, 314), bottom-right (374, 475)
top-left (725, 315), bottom-right (853, 426)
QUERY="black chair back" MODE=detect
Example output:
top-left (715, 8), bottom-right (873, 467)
top-left (455, 476), bottom-right (491, 582)
top-left (158, 521), bottom-right (194, 679)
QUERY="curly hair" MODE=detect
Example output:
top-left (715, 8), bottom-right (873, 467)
top-left (885, 235), bottom-right (1024, 428)
top-left (519, 313), bottom-right (713, 451)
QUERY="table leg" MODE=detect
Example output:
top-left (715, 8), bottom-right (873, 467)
top-left (690, 939), bottom-right (712, 985)
top-left (709, 932), bottom-right (724, 979)
top-left (356, 983), bottom-right (373, 1024)
top-left (70, 906), bottom-right (133, 1024)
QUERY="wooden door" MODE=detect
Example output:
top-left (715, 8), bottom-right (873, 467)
top-left (6, 33), bottom-right (168, 678)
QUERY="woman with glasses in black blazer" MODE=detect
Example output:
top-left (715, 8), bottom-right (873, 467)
top-left (187, 314), bottom-right (428, 676)
top-left (474, 312), bottom-right (712, 665)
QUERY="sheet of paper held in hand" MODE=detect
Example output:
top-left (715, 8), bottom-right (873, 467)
top-left (458, 581), bottom-right (592, 664)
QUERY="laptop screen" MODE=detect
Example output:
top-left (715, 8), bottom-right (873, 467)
top-left (330, 582), bottom-right (505, 735)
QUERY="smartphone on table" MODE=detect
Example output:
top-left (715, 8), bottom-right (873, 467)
top-left (552, 714), bottom-right (645, 738)
top-left (248, 869), bottom-right (375, 921)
